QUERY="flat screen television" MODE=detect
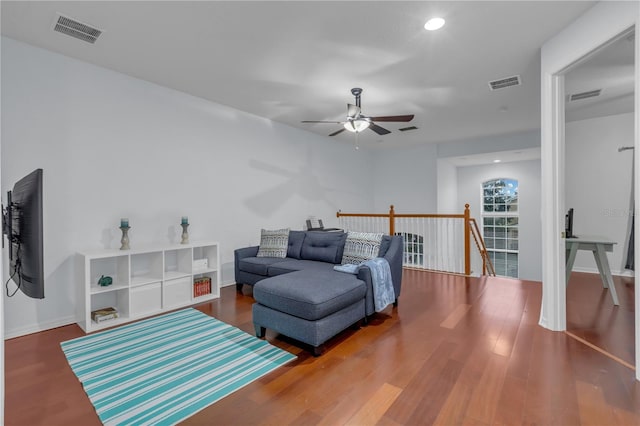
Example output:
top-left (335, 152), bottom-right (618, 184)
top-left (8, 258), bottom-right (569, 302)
top-left (565, 207), bottom-right (575, 239)
top-left (2, 168), bottom-right (44, 298)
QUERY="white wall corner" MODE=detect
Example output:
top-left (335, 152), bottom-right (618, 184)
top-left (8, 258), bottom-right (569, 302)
top-left (436, 158), bottom-right (458, 214)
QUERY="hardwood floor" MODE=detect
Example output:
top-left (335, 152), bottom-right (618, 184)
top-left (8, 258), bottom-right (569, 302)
top-left (566, 271), bottom-right (635, 367)
top-left (4, 269), bottom-right (640, 425)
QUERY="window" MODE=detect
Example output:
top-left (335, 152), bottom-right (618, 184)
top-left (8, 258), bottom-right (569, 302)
top-left (396, 232), bottom-right (424, 267)
top-left (482, 178), bottom-right (518, 278)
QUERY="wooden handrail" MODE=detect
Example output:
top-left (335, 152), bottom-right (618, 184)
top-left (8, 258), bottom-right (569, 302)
top-left (470, 219), bottom-right (483, 273)
top-left (469, 218), bottom-right (496, 276)
top-left (337, 212), bottom-right (465, 220)
top-left (393, 213), bottom-right (465, 219)
top-left (336, 212), bottom-right (392, 218)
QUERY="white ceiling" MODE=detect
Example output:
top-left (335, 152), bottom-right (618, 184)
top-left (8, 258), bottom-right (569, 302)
top-left (446, 147), bottom-right (541, 167)
top-left (565, 29), bottom-right (635, 123)
top-left (1, 1), bottom-right (602, 149)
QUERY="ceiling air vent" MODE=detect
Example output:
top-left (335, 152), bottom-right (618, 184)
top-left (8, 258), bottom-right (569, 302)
top-left (53, 14), bottom-right (102, 44)
top-left (399, 126), bottom-right (418, 132)
top-left (569, 89), bottom-right (602, 102)
top-left (488, 75), bottom-right (521, 91)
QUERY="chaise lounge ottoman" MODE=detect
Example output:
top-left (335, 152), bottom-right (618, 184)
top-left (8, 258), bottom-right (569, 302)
top-left (252, 269), bottom-right (366, 356)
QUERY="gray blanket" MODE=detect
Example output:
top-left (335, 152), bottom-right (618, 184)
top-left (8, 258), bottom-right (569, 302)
top-left (334, 258), bottom-right (395, 312)
top-left (361, 258), bottom-right (395, 312)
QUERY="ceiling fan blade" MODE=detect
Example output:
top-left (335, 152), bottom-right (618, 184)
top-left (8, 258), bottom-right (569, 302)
top-left (368, 114), bottom-right (414, 122)
top-left (347, 104), bottom-right (360, 119)
top-left (301, 120), bottom-right (344, 124)
top-left (329, 128), bottom-right (346, 137)
top-left (369, 123), bottom-right (391, 135)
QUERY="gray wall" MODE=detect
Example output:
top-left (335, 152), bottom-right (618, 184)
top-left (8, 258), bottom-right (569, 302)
top-left (1, 37), bottom-right (375, 337)
top-left (437, 158), bottom-right (458, 213)
top-left (437, 129), bottom-right (541, 158)
top-left (372, 143), bottom-right (438, 214)
top-left (565, 112), bottom-right (635, 275)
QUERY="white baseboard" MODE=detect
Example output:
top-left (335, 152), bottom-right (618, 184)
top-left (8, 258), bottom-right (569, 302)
top-left (4, 315), bottom-right (77, 340)
top-left (5, 282), bottom-right (240, 339)
top-left (570, 266), bottom-right (634, 278)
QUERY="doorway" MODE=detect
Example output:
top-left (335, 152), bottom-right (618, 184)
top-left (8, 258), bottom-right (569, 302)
top-left (539, 1), bottom-right (639, 379)
top-left (563, 30), bottom-right (635, 367)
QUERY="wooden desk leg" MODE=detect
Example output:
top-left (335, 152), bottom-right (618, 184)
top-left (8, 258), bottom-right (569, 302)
top-left (565, 244), bottom-right (579, 284)
top-left (594, 244), bottom-right (620, 306)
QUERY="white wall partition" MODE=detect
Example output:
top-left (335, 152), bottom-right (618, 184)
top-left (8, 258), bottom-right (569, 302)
top-left (540, 1), bottom-right (640, 378)
top-left (565, 112), bottom-right (635, 276)
top-left (1, 37), bottom-right (375, 338)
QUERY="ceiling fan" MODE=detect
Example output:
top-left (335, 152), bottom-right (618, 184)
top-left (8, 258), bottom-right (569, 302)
top-left (302, 88), bottom-right (414, 137)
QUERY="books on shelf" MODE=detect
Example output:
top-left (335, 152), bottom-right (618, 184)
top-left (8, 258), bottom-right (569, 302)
top-left (91, 307), bottom-right (119, 323)
top-left (193, 277), bottom-right (212, 297)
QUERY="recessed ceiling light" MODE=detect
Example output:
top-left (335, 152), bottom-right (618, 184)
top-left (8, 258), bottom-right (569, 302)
top-left (424, 17), bottom-right (445, 31)
top-left (493, 159), bottom-right (501, 163)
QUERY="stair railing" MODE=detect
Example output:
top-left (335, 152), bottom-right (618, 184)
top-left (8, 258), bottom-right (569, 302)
top-left (337, 204), bottom-right (495, 276)
top-left (469, 218), bottom-right (496, 276)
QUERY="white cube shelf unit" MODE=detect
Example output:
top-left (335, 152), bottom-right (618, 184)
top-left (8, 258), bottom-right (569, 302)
top-left (77, 241), bottom-right (220, 333)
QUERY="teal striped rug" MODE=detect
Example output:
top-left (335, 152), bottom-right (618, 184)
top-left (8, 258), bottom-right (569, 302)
top-left (61, 308), bottom-right (296, 425)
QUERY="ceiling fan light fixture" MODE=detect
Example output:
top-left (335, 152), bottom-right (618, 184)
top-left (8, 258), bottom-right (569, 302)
top-left (424, 17), bottom-right (445, 31)
top-left (344, 119), bottom-right (370, 133)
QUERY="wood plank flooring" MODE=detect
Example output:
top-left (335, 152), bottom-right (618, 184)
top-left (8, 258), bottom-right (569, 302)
top-left (566, 271), bottom-right (635, 367)
top-left (4, 269), bottom-right (640, 425)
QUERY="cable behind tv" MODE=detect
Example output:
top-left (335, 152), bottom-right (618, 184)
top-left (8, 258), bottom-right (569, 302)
top-left (5, 240), bottom-right (22, 297)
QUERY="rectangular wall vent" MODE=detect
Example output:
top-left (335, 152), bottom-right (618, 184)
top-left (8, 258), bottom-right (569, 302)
top-left (53, 14), bottom-right (102, 44)
top-left (399, 126), bottom-right (418, 132)
top-left (569, 89), bottom-right (602, 102)
top-left (488, 75), bottom-right (521, 91)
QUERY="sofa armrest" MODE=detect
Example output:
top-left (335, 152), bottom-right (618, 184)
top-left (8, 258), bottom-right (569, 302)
top-left (382, 236), bottom-right (403, 301)
top-left (235, 245), bottom-right (259, 259)
top-left (356, 267), bottom-right (375, 316)
top-left (357, 235), bottom-right (403, 316)
top-left (234, 246), bottom-right (259, 283)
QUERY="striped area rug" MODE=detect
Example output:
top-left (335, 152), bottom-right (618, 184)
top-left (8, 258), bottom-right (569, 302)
top-left (61, 308), bottom-right (296, 425)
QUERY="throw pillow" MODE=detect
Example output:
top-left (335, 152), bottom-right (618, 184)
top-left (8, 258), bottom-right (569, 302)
top-left (256, 228), bottom-right (290, 258)
top-left (341, 231), bottom-right (384, 265)
top-left (300, 231), bottom-right (347, 264)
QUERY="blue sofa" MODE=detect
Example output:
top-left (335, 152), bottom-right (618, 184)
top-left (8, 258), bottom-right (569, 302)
top-left (234, 230), bottom-right (403, 355)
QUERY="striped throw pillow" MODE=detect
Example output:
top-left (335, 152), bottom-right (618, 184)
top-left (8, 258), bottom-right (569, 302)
top-left (256, 228), bottom-right (290, 258)
top-left (341, 231), bottom-right (384, 265)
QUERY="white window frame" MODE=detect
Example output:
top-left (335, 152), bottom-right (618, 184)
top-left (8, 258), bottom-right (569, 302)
top-left (481, 178), bottom-right (519, 278)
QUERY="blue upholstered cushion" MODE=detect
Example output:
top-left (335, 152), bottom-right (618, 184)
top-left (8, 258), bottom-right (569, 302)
top-left (300, 231), bottom-right (347, 264)
top-left (256, 228), bottom-right (290, 258)
top-left (253, 270), bottom-right (365, 321)
top-left (287, 230), bottom-right (306, 259)
top-left (267, 259), bottom-right (336, 276)
top-left (238, 257), bottom-right (288, 276)
top-left (378, 235), bottom-right (392, 257)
